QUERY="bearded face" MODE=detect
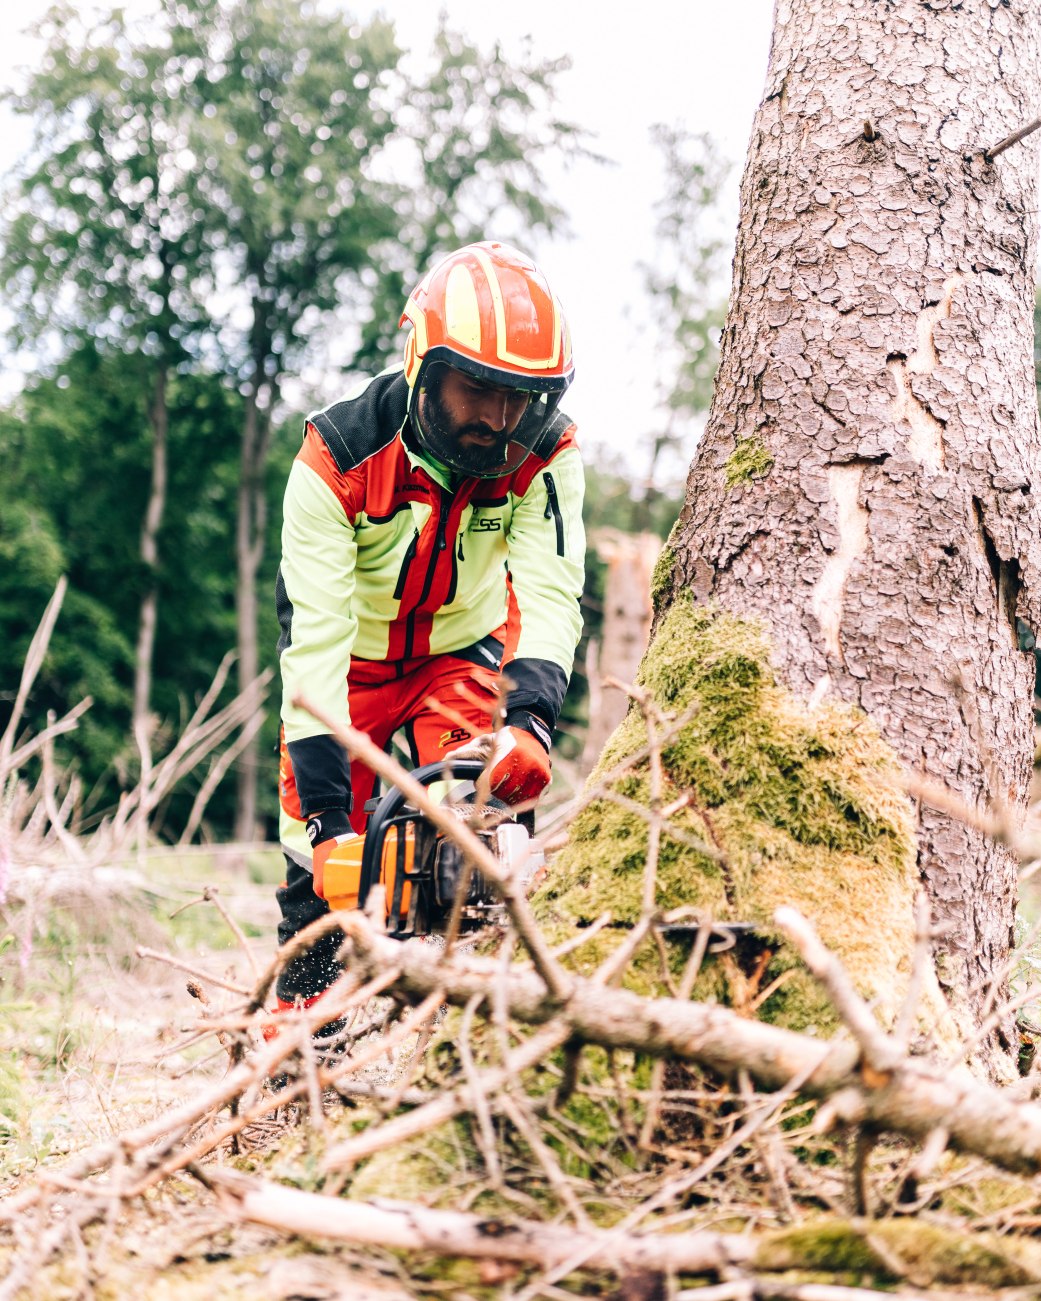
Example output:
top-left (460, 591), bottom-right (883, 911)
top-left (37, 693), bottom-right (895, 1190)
top-left (414, 362), bottom-right (533, 477)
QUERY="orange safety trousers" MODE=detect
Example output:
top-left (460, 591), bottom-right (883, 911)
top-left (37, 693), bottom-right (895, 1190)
top-left (279, 651), bottom-right (501, 833)
top-left (274, 648), bottom-right (502, 1004)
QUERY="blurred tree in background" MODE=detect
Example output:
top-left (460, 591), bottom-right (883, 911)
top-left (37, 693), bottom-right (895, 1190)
top-left (0, 2), bottom-right (211, 787)
top-left (557, 128), bottom-right (732, 759)
top-left (0, 0), bottom-right (583, 840)
top-left (638, 127), bottom-right (732, 504)
top-left (0, 344), bottom-right (262, 833)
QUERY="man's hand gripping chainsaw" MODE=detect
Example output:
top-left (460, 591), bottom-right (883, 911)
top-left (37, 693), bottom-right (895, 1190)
top-left (310, 759), bottom-right (543, 938)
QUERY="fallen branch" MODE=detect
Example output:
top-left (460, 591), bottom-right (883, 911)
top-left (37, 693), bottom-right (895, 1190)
top-left (204, 1167), bottom-right (753, 1274)
top-left (340, 908), bottom-right (1041, 1178)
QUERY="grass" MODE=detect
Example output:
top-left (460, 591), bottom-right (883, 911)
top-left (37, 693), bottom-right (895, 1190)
top-left (0, 846), bottom-right (282, 1183)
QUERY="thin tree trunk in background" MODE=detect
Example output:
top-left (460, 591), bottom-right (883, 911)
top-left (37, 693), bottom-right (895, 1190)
top-left (234, 385), bottom-right (273, 845)
top-left (659, 0), bottom-right (1041, 1065)
top-left (133, 364), bottom-right (168, 781)
top-left (580, 531), bottom-right (660, 778)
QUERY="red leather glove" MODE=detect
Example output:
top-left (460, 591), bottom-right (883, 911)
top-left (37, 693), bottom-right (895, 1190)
top-left (487, 726), bottom-right (551, 804)
top-left (454, 712), bottom-right (552, 806)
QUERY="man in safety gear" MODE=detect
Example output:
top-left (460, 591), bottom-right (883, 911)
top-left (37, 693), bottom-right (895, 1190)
top-left (273, 241), bottom-right (585, 1014)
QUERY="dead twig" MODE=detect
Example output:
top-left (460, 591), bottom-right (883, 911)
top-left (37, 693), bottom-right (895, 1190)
top-left (0, 577), bottom-right (68, 781)
top-left (135, 946), bottom-right (252, 997)
top-left (984, 114), bottom-right (1041, 162)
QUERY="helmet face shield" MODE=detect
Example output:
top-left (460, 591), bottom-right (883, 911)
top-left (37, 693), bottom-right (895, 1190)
top-left (413, 355), bottom-right (565, 479)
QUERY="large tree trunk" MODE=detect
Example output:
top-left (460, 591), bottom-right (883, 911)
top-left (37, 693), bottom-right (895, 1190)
top-left (658, 0), bottom-right (1041, 1057)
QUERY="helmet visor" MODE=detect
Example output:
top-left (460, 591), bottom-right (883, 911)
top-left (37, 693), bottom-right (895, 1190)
top-left (412, 356), bottom-right (566, 479)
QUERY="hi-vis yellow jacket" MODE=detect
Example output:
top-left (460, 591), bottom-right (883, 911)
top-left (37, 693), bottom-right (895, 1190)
top-left (276, 367), bottom-right (586, 818)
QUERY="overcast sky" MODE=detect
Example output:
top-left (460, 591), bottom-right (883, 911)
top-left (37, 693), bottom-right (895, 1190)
top-left (0, 1), bottom-right (776, 476)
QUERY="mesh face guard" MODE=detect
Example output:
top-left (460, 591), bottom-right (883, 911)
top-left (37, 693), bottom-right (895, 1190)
top-left (412, 354), bottom-right (567, 479)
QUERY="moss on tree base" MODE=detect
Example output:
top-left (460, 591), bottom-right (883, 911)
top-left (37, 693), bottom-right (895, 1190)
top-left (535, 598), bottom-right (949, 1039)
top-left (754, 1216), bottom-right (1041, 1289)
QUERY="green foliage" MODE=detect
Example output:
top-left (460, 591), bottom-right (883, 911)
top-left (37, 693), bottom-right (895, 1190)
top-left (353, 17), bottom-right (588, 370)
top-left (644, 126), bottom-right (732, 421)
top-left (632, 126), bottom-right (732, 491)
top-left (1, 3), bottom-right (198, 357)
top-left (173, 0), bottom-right (402, 385)
top-left (0, 0), bottom-right (584, 839)
top-left (582, 455), bottom-right (682, 540)
top-left (4, 0), bottom-right (585, 394)
top-left (0, 404), bottom-right (135, 787)
top-left (0, 343), bottom-right (256, 829)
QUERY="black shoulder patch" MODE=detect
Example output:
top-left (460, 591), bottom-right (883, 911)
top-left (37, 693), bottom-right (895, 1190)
top-left (307, 370), bottom-right (410, 473)
top-left (529, 407), bottom-right (574, 464)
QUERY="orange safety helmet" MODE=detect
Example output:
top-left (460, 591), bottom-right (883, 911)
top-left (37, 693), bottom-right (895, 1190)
top-left (400, 241), bottom-right (574, 477)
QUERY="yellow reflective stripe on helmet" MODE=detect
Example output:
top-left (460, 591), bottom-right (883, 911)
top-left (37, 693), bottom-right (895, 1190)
top-left (444, 263), bottom-right (483, 352)
top-left (471, 245), bottom-right (563, 372)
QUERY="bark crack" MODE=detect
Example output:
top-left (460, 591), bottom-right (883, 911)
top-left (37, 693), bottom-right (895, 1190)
top-left (973, 496), bottom-right (1022, 646)
top-left (887, 273), bottom-right (964, 472)
top-left (811, 462), bottom-right (870, 659)
top-left (811, 395), bottom-right (848, 428)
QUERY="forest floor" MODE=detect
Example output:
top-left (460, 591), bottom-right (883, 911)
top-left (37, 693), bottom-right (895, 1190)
top-left (7, 817), bottom-right (1041, 1299)
top-left (0, 847), bottom-right (433, 1299)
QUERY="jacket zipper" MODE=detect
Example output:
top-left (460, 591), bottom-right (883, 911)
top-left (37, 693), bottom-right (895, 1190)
top-left (404, 491), bottom-right (452, 657)
top-left (393, 528), bottom-right (419, 600)
top-left (543, 472), bottom-right (565, 556)
top-left (417, 493), bottom-right (451, 607)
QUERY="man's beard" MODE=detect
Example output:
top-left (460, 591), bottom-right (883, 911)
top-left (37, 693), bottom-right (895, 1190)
top-left (420, 379), bottom-right (511, 476)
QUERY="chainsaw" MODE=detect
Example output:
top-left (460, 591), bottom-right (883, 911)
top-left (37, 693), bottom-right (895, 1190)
top-left (317, 759), bottom-right (543, 939)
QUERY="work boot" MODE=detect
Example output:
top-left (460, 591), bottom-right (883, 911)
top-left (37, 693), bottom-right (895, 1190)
top-left (263, 991), bottom-right (349, 1093)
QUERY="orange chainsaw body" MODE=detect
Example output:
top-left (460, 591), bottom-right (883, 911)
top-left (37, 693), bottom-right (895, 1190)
top-left (320, 825), bottom-right (415, 919)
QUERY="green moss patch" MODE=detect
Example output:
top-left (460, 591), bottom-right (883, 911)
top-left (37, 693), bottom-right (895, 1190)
top-left (756, 1218), bottom-right (1041, 1289)
top-left (724, 435), bottom-right (773, 487)
top-left (535, 599), bottom-right (923, 1031)
top-left (650, 540), bottom-right (677, 615)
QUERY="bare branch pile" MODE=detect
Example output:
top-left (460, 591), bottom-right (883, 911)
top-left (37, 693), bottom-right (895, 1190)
top-left (5, 680), bottom-right (1041, 1299)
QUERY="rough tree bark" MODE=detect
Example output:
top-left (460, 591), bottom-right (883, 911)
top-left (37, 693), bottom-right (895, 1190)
top-left (656, 0), bottom-right (1041, 1054)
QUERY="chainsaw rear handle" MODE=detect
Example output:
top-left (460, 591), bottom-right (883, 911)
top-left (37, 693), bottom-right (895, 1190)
top-left (358, 759), bottom-right (488, 910)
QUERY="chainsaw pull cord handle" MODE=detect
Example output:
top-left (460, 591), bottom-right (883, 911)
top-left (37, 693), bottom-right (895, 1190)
top-left (358, 759), bottom-right (489, 909)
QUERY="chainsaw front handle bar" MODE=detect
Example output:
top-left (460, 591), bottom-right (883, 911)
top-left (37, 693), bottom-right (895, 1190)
top-left (358, 759), bottom-right (488, 909)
